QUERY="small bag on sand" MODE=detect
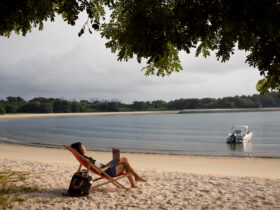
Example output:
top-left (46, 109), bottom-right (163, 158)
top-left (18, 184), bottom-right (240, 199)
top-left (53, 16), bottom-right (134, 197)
top-left (67, 169), bottom-right (92, 197)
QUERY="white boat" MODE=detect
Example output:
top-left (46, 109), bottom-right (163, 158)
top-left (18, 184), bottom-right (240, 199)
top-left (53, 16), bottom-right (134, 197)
top-left (226, 125), bottom-right (253, 144)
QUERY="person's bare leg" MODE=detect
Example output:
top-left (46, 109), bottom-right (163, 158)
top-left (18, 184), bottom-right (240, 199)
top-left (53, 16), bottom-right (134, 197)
top-left (127, 174), bottom-right (138, 188)
top-left (119, 157), bottom-right (146, 182)
top-left (115, 164), bottom-right (138, 188)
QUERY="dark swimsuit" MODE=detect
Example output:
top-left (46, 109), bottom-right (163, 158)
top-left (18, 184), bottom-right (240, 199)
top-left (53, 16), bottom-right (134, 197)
top-left (88, 157), bottom-right (119, 177)
top-left (100, 160), bottom-right (119, 177)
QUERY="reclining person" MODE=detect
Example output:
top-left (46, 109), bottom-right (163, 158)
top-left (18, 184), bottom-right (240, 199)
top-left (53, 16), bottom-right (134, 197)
top-left (71, 142), bottom-right (146, 188)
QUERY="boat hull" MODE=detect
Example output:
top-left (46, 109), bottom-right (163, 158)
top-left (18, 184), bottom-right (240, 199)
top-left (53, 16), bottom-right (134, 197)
top-left (227, 133), bottom-right (253, 144)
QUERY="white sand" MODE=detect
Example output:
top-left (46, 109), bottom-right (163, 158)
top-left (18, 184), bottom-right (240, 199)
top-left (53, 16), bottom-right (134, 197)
top-left (0, 111), bottom-right (178, 119)
top-left (1, 108), bottom-right (280, 120)
top-left (1, 144), bottom-right (280, 209)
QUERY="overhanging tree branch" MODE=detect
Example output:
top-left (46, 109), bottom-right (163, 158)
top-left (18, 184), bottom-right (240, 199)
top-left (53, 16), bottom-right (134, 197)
top-left (0, 0), bottom-right (279, 94)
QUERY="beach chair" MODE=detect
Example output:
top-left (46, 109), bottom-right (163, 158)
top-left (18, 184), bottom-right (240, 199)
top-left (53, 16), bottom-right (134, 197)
top-left (64, 145), bottom-right (129, 191)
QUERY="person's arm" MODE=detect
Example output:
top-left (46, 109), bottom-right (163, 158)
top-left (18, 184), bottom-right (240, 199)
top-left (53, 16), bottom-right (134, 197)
top-left (100, 165), bottom-right (111, 172)
top-left (88, 157), bottom-right (96, 164)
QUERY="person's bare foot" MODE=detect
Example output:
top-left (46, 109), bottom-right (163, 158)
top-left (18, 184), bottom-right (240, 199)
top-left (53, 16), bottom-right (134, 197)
top-left (135, 176), bottom-right (147, 182)
top-left (131, 184), bottom-right (140, 188)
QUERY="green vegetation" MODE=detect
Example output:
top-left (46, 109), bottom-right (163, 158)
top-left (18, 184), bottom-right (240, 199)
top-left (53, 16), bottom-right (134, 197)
top-left (0, 93), bottom-right (280, 114)
top-left (0, 104), bottom-right (5, 115)
top-left (0, 171), bottom-right (41, 209)
top-left (0, 0), bottom-right (279, 94)
top-left (257, 77), bottom-right (280, 96)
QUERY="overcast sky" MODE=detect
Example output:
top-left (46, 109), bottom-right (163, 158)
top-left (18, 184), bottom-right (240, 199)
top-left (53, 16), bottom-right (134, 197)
top-left (0, 16), bottom-right (261, 103)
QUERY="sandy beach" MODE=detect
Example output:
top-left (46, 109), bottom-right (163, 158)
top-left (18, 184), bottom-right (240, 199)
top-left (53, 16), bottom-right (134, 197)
top-left (1, 107), bottom-right (280, 120)
top-left (1, 144), bottom-right (280, 209)
top-left (0, 111), bottom-right (179, 120)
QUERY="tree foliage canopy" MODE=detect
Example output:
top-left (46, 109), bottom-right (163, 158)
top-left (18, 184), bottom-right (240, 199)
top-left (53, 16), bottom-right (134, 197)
top-left (0, 0), bottom-right (279, 92)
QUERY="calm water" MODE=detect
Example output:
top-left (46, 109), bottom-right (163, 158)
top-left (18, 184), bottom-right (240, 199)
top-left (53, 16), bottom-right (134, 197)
top-left (0, 112), bottom-right (280, 157)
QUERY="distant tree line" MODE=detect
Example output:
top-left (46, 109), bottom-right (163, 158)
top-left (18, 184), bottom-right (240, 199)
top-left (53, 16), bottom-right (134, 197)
top-left (0, 92), bottom-right (280, 114)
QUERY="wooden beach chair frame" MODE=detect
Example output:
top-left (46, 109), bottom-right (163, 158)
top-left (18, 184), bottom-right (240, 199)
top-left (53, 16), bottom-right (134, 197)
top-left (64, 145), bottom-right (129, 191)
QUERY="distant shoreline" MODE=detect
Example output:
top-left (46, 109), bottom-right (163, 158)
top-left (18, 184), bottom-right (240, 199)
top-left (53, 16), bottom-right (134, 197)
top-left (1, 108), bottom-right (280, 119)
top-left (179, 107), bottom-right (280, 114)
top-left (0, 110), bottom-right (179, 119)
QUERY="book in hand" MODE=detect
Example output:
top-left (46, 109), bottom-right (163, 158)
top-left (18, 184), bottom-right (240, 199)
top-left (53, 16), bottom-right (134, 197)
top-left (112, 148), bottom-right (120, 161)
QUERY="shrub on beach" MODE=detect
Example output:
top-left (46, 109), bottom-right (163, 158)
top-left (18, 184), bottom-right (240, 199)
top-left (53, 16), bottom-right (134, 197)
top-left (0, 171), bottom-right (41, 209)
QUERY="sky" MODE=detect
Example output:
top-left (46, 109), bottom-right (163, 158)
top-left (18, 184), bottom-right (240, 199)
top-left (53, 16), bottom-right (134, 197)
top-left (0, 16), bottom-right (262, 103)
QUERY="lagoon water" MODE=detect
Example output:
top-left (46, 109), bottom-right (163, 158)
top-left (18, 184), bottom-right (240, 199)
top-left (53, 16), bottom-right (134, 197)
top-left (0, 112), bottom-right (280, 157)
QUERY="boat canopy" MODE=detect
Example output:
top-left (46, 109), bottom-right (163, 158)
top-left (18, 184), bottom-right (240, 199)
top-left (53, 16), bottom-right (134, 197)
top-left (230, 125), bottom-right (249, 134)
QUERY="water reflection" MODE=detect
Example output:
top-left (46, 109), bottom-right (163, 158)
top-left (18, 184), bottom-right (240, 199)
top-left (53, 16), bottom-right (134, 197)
top-left (228, 142), bottom-right (252, 153)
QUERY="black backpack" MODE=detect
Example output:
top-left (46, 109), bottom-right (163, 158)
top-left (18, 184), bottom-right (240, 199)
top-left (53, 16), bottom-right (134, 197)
top-left (67, 169), bottom-right (92, 197)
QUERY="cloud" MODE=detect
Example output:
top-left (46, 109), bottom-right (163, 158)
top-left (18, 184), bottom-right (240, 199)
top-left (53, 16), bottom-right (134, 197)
top-left (179, 48), bottom-right (254, 75)
top-left (0, 16), bottom-right (261, 103)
